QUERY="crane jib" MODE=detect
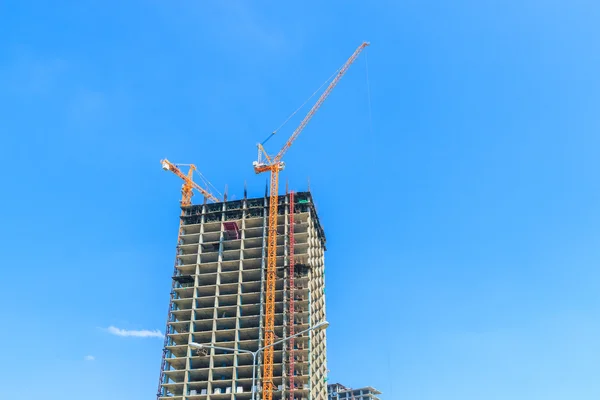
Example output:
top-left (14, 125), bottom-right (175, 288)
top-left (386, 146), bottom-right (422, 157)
top-left (258, 41), bottom-right (369, 400)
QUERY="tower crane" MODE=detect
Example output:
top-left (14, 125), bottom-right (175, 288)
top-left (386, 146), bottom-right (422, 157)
top-left (252, 41), bottom-right (369, 400)
top-left (161, 158), bottom-right (220, 205)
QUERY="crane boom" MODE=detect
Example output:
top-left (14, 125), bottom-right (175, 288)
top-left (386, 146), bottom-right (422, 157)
top-left (161, 159), bottom-right (219, 204)
top-left (273, 41), bottom-right (369, 164)
top-left (253, 42), bottom-right (369, 400)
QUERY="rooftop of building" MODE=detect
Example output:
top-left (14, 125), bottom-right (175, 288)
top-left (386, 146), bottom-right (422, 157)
top-left (180, 190), bottom-right (326, 248)
top-left (328, 383), bottom-right (382, 395)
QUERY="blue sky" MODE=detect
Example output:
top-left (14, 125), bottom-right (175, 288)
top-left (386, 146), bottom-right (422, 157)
top-left (1, 1), bottom-right (600, 399)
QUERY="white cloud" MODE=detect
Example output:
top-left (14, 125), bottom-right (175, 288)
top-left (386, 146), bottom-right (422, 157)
top-left (84, 355), bottom-right (95, 361)
top-left (107, 326), bottom-right (164, 338)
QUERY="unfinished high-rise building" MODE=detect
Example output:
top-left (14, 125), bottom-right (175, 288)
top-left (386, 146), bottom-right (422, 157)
top-left (157, 191), bottom-right (327, 400)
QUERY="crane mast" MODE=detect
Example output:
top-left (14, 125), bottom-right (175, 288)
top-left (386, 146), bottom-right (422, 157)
top-left (253, 42), bottom-right (369, 400)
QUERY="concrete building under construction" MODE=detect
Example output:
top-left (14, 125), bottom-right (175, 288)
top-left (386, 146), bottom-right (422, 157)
top-left (157, 191), bottom-right (328, 400)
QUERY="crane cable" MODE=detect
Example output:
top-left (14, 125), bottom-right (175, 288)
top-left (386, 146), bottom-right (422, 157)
top-left (365, 48), bottom-right (374, 138)
top-left (261, 65), bottom-right (342, 146)
top-left (195, 170), bottom-right (223, 199)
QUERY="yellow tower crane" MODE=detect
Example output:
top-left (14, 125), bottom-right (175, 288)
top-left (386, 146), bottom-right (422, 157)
top-left (161, 158), bottom-right (220, 205)
top-left (252, 41), bottom-right (369, 400)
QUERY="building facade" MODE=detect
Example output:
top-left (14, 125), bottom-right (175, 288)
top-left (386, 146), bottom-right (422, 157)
top-left (157, 192), bottom-right (328, 400)
top-left (327, 383), bottom-right (382, 400)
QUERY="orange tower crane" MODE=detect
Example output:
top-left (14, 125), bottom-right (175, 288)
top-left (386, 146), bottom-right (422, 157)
top-left (161, 158), bottom-right (219, 205)
top-left (252, 41), bottom-right (370, 400)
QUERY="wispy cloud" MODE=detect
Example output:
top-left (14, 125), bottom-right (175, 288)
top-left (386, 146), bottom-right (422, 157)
top-left (106, 326), bottom-right (164, 338)
top-left (84, 355), bottom-right (95, 361)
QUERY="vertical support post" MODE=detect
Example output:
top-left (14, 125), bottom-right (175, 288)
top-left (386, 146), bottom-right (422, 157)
top-left (251, 351), bottom-right (258, 400)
